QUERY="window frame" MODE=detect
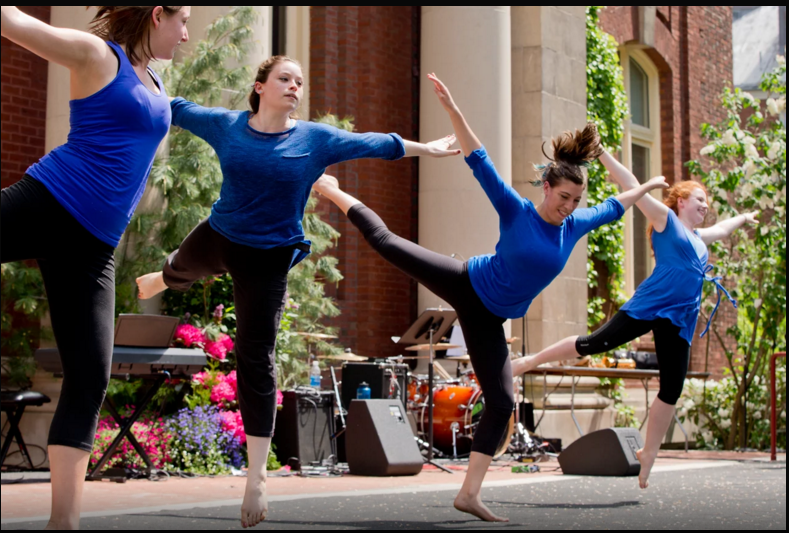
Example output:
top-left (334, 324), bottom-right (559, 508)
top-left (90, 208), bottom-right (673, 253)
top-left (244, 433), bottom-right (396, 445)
top-left (620, 47), bottom-right (663, 296)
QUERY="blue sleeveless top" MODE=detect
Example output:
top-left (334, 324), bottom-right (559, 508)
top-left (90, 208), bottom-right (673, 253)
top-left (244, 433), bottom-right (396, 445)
top-left (27, 41), bottom-right (171, 247)
top-left (621, 209), bottom-right (735, 345)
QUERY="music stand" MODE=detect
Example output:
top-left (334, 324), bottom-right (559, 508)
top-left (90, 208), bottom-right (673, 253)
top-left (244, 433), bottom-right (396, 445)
top-left (398, 308), bottom-right (457, 474)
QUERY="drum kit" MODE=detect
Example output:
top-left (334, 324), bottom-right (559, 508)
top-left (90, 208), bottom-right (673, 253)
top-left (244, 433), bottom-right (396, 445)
top-left (300, 327), bottom-right (539, 462)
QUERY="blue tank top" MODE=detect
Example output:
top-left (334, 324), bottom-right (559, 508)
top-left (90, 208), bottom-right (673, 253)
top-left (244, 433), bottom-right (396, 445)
top-left (621, 209), bottom-right (734, 345)
top-left (27, 41), bottom-right (171, 247)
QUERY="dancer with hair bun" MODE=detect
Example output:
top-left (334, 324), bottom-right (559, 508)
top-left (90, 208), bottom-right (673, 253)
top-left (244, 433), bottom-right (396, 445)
top-left (512, 151), bottom-right (758, 490)
top-left (1, 5), bottom-right (190, 530)
top-left (311, 73), bottom-right (668, 522)
top-left (135, 56), bottom-right (460, 528)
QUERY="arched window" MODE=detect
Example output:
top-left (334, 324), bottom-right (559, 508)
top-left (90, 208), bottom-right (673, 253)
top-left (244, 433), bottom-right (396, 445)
top-left (621, 49), bottom-right (662, 295)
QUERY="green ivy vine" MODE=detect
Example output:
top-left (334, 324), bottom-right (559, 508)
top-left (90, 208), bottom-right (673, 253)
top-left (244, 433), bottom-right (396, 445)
top-left (585, 6), bottom-right (629, 330)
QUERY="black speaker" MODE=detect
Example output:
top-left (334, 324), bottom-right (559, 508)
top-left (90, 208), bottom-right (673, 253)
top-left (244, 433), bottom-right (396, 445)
top-left (273, 390), bottom-right (335, 466)
top-left (559, 428), bottom-right (643, 476)
top-left (346, 400), bottom-right (423, 476)
top-left (341, 362), bottom-right (408, 410)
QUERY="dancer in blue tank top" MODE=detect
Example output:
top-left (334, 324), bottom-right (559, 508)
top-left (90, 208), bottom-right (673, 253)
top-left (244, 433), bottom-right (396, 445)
top-left (0, 6), bottom-right (190, 529)
top-left (310, 73), bottom-right (668, 523)
top-left (512, 151), bottom-right (758, 491)
top-left (134, 56), bottom-right (460, 528)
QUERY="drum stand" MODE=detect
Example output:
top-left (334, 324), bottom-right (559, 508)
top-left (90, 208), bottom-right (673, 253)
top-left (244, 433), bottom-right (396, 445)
top-left (398, 308), bottom-right (457, 474)
top-left (510, 317), bottom-right (537, 457)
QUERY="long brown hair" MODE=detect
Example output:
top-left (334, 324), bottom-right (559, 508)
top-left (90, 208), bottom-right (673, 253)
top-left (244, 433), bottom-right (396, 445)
top-left (647, 180), bottom-right (708, 245)
top-left (88, 6), bottom-right (183, 66)
top-left (532, 123), bottom-right (604, 188)
top-left (248, 55), bottom-right (302, 118)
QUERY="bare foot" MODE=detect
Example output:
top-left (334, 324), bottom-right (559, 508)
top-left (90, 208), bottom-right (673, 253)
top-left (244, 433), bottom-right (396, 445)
top-left (241, 476), bottom-right (268, 528)
top-left (454, 493), bottom-right (509, 523)
top-left (136, 272), bottom-right (167, 300)
top-left (312, 174), bottom-right (339, 196)
top-left (512, 355), bottom-right (539, 377)
top-left (636, 449), bottom-right (655, 489)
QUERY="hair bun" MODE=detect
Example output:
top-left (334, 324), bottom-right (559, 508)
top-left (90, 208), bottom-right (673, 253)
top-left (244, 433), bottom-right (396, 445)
top-left (550, 123), bottom-right (603, 166)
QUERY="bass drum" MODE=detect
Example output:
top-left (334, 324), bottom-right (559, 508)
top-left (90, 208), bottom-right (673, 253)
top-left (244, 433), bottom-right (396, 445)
top-left (418, 385), bottom-right (514, 459)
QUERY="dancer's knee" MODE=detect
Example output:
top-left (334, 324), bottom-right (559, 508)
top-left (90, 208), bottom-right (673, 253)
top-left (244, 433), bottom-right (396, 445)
top-left (657, 380), bottom-right (683, 406)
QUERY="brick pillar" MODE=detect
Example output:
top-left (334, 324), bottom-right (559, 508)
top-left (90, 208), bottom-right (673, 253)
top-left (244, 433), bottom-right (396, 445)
top-left (310, 7), bottom-right (420, 359)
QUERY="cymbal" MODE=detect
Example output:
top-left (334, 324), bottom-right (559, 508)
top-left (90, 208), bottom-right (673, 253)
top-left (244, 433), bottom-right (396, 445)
top-left (317, 353), bottom-right (368, 362)
top-left (446, 354), bottom-right (471, 363)
top-left (405, 343), bottom-right (461, 352)
top-left (295, 332), bottom-right (339, 340)
top-left (387, 355), bottom-right (431, 360)
top-left (506, 337), bottom-right (520, 343)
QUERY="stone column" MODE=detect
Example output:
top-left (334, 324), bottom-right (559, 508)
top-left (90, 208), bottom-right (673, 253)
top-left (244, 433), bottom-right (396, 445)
top-left (419, 6), bottom-right (512, 337)
top-left (510, 6), bottom-right (589, 356)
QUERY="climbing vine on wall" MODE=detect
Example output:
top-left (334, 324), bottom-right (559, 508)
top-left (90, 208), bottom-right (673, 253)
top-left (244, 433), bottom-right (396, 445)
top-left (585, 6), bottom-right (629, 330)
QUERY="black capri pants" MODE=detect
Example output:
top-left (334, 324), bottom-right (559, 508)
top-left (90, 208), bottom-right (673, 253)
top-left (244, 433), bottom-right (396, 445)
top-left (576, 311), bottom-right (691, 405)
top-left (1, 176), bottom-right (115, 453)
top-left (348, 204), bottom-right (514, 457)
top-left (163, 218), bottom-right (294, 438)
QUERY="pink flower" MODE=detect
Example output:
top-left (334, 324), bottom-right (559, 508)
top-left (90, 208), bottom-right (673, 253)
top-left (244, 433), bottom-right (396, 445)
top-left (276, 389), bottom-right (284, 406)
top-left (204, 333), bottom-right (234, 360)
top-left (211, 381), bottom-right (237, 406)
top-left (225, 370), bottom-right (238, 393)
top-left (174, 324), bottom-right (205, 348)
top-left (213, 304), bottom-right (225, 320)
top-left (192, 371), bottom-right (210, 385)
top-left (220, 410), bottom-right (246, 445)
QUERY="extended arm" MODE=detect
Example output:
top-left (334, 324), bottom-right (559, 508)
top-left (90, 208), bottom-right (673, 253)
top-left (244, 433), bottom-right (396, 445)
top-left (402, 137), bottom-right (461, 158)
top-left (1, 6), bottom-right (109, 71)
top-left (427, 73), bottom-right (482, 157)
top-left (599, 150), bottom-right (670, 232)
top-left (615, 176), bottom-right (670, 211)
top-left (697, 211), bottom-right (759, 245)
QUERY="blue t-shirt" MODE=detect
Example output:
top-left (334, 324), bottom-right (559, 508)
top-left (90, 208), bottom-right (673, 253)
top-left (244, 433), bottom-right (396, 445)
top-left (170, 98), bottom-right (406, 267)
top-left (27, 41), bottom-right (171, 247)
top-left (622, 209), bottom-right (710, 345)
top-left (466, 147), bottom-right (625, 319)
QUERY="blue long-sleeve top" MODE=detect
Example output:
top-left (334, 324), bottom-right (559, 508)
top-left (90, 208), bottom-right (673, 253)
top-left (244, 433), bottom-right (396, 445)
top-left (170, 98), bottom-right (406, 267)
top-left (466, 147), bottom-right (625, 319)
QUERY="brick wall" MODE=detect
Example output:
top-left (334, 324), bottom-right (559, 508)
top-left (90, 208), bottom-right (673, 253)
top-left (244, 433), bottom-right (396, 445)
top-left (1, 6), bottom-right (50, 189)
top-left (310, 7), bottom-right (420, 359)
top-left (599, 7), bottom-right (736, 378)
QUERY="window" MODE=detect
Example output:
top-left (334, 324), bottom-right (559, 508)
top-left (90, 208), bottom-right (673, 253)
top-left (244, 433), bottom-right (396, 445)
top-left (621, 49), bottom-right (662, 295)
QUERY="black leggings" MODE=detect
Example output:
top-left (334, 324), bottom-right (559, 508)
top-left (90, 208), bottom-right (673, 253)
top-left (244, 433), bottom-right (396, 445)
top-left (163, 218), bottom-right (293, 438)
top-left (576, 311), bottom-right (691, 405)
top-left (1, 176), bottom-right (115, 453)
top-left (348, 204), bottom-right (513, 457)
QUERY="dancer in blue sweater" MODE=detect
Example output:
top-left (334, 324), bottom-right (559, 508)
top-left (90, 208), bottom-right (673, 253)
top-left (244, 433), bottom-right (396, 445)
top-left (311, 73), bottom-right (668, 522)
top-left (136, 56), bottom-right (459, 528)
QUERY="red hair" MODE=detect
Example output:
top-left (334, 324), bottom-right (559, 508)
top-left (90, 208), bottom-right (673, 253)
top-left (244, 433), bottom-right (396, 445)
top-left (648, 180), bottom-right (708, 245)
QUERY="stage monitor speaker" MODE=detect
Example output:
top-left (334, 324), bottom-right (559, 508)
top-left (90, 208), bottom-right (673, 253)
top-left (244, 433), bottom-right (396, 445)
top-left (558, 428), bottom-right (643, 476)
top-left (346, 400), bottom-right (423, 477)
top-left (273, 390), bottom-right (335, 466)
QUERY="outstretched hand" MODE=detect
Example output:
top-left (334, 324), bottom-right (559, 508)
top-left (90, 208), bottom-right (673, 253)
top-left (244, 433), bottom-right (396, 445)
top-left (743, 211), bottom-right (760, 225)
top-left (425, 134), bottom-right (461, 157)
top-left (647, 175), bottom-right (670, 191)
top-left (427, 73), bottom-right (459, 114)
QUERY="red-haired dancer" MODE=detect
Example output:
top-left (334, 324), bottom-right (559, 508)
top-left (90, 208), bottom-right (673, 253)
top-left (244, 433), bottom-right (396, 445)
top-left (512, 151), bottom-right (759, 490)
